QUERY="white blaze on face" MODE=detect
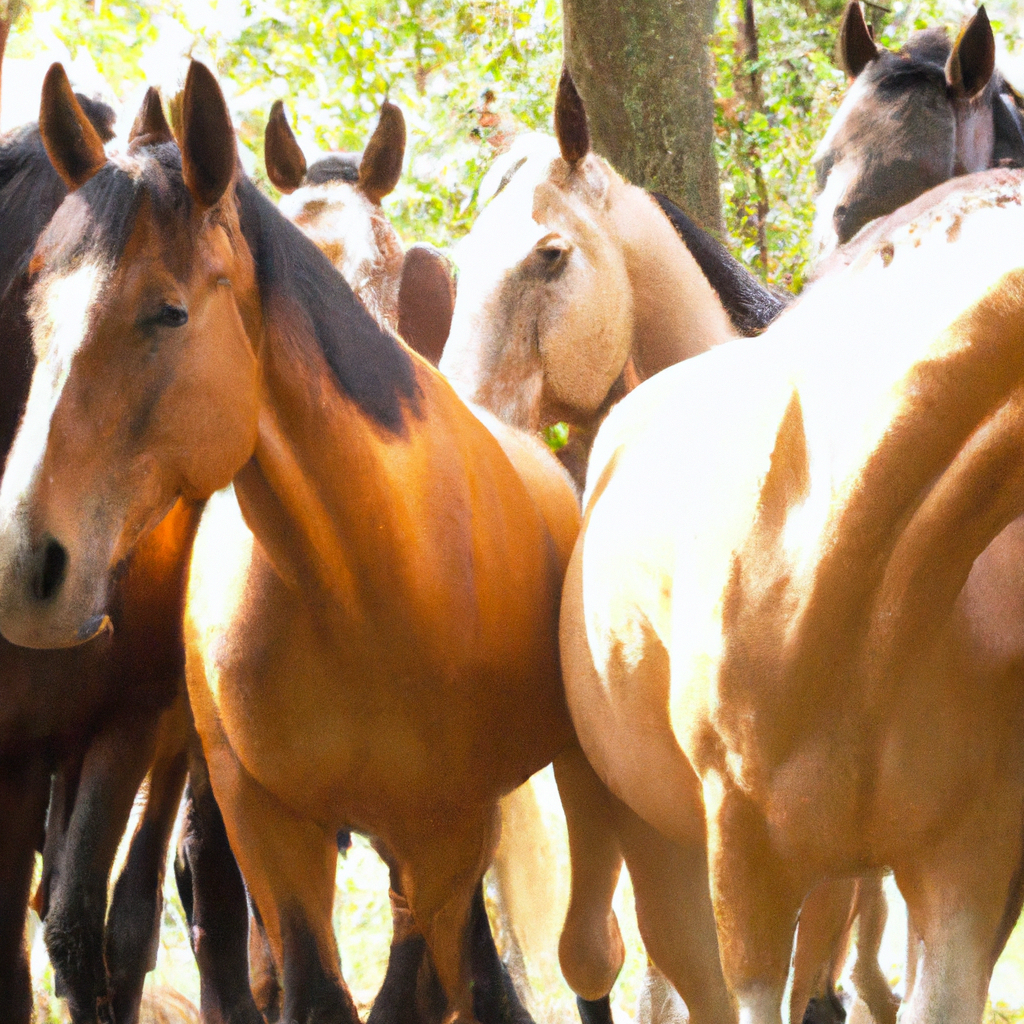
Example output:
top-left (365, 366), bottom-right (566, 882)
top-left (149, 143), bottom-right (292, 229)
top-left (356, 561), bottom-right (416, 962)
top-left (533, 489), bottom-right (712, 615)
top-left (0, 261), bottom-right (105, 527)
top-left (811, 159), bottom-right (859, 262)
top-left (441, 149), bottom-right (561, 401)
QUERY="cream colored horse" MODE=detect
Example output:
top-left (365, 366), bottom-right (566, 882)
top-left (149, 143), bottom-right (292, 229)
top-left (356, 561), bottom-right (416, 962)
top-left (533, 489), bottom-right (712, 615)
top-left (562, 166), bottom-right (1024, 1024)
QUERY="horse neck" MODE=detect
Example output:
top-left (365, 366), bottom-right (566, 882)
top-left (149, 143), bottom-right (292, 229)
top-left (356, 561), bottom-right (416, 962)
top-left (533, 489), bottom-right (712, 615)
top-left (608, 182), bottom-right (736, 383)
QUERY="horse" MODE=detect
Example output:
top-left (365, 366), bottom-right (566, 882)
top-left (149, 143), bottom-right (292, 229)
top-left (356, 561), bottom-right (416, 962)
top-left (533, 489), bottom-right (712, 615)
top-left (560, 153), bottom-right (1024, 1024)
top-left (811, 2), bottom-right (1024, 263)
top-left (439, 69), bottom-right (898, 1024)
top-left (0, 59), bottom-right (582, 1024)
top-left (0, 87), bottom-right (265, 1024)
top-left (264, 99), bottom-right (456, 365)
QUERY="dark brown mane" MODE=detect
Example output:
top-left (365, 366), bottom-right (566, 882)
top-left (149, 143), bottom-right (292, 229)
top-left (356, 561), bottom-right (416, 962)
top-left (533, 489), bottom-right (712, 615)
top-left (0, 93), bottom-right (115, 301)
top-left (650, 192), bottom-right (789, 336)
top-left (235, 174), bottom-right (421, 430)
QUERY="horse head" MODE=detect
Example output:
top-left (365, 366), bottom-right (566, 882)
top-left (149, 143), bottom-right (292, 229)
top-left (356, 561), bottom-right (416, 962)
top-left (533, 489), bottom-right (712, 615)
top-left (812, 2), bottom-right (1013, 257)
top-left (265, 98), bottom-right (406, 333)
top-left (0, 62), bottom-right (260, 649)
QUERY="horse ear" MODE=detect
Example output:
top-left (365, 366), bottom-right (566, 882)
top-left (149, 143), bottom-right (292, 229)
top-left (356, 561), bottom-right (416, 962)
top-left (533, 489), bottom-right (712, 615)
top-left (128, 87), bottom-right (174, 149)
top-left (264, 100), bottom-right (307, 194)
top-left (180, 60), bottom-right (237, 209)
top-left (555, 65), bottom-right (590, 164)
top-left (39, 63), bottom-right (107, 191)
top-left (947, 6), bottom-right (995, 99)
top-left (397, 244), bottom-right (457, 367)
top-left (359, 101), bottom-right (405, 203)
top-left (838, 2), bottom-right (879, 78)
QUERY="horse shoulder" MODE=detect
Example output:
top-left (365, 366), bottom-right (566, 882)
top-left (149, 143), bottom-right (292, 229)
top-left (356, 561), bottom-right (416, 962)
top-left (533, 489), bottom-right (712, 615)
top-left (468, 403), bottom-right (581, 571)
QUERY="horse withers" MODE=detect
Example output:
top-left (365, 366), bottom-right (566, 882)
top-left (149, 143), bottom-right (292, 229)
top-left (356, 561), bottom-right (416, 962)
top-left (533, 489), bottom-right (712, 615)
top-left (0, 60), bottom-right (580, 1024)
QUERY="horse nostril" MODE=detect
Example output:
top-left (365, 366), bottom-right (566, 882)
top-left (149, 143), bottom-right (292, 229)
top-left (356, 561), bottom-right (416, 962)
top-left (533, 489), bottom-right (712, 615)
top-left (32, 537), bottom-right (68, 603)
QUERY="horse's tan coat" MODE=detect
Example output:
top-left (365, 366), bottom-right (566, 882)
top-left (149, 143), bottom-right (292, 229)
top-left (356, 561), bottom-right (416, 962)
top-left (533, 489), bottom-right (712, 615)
top-left (564, 175), bottom-right (1024, 1024)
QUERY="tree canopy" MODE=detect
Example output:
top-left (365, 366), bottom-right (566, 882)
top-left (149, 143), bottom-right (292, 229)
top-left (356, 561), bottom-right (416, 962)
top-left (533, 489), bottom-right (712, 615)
top-left (6, 0), bottom-right (1023, 289)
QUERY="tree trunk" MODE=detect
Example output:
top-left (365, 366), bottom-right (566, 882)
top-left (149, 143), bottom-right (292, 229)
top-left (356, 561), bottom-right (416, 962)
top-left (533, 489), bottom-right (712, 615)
top-left (563, 0), bottom-right (723, 235)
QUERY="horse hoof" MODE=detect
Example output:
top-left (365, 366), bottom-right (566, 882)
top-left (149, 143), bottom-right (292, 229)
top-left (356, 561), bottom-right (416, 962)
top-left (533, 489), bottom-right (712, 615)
top-left (576, 995), bottom-right (614, 1024)
top-left (802, 990), bottom-right (847, 1024)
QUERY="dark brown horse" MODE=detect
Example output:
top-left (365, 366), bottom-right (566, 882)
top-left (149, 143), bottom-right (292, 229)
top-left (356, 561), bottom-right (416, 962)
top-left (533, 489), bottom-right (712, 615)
top-left (812, 2), bottom-right (1024, 262)
top-left (0, 91), bottom-right (264, 1024)
top-left (0, 60), bottom-right (581, 1024)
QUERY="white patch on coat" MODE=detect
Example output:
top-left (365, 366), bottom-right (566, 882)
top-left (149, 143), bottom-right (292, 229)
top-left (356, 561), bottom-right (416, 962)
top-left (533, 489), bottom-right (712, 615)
top-left (0, 262), bottom-right (105, 524)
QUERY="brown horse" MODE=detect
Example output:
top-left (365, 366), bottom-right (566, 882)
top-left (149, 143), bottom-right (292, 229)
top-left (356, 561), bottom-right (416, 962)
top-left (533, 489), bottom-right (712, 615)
top-left (0, 88), bottom-right (264, 1024)
top-left (440, 70), bottom-right (897, 1024)
top-left (812, 2), bottom-right (1024, 262)
top-left (0, 59), bottom-right (581, 1024)
top-left (561, 160), bottom-right (1024, 1024)
top-left (265, 99), bottom-right (455, 364)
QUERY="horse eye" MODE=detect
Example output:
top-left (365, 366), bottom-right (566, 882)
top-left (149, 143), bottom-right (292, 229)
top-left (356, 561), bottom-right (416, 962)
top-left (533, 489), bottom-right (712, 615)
top-left (155, 305), bottom-right (188, 328)
top-left (536, 245), bottom-right (569, 273)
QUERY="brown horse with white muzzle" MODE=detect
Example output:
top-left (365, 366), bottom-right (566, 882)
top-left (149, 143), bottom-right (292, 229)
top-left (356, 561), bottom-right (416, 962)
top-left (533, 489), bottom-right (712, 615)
top-left (0, 60), bottom-right (580, 1024)
top-left (561, 160), bottom-right (1024, 1024)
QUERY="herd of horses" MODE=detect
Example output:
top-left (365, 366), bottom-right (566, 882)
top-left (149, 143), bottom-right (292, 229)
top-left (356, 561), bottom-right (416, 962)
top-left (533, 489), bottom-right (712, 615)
top-left (1, 2), bottom-right (1024, 1024)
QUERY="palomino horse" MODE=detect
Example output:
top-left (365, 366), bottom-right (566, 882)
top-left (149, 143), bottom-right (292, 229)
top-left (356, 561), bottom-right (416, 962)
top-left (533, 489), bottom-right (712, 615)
top-left (0, 60), bottom-right (581, 1024)
top-left (812, 2), bottom-right (1024, 261)
top-left (561, 158), bottom-right (1024, 1024)
top-left (264, 99), bottom-right (456, 364)
top-left (0, 93), bottom-right (263, 1024)
top-left (441, 69), bottom-right (897, 1024)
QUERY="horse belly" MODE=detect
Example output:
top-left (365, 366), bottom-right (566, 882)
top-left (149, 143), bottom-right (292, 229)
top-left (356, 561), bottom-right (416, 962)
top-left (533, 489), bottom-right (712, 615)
top-left (187, 489), bottom-right (569, 832)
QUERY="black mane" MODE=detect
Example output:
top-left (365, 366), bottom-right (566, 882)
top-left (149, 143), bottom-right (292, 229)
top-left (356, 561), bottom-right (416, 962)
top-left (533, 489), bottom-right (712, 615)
top-left (235, 175), bottom-right (419, 430)
top-left (649, 192), bottom-right (789, 336)
top-left (0, 95), bottom-right (116, 300)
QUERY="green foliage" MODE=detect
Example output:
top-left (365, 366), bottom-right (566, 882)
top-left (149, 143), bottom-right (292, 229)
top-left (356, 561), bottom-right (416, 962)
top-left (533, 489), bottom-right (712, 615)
top-left (223, 0), bottom-right (562, 246)
top-left (713, 0), bottom-right (1024, 292)
top-left (712, 0), bottom-right (845, 291)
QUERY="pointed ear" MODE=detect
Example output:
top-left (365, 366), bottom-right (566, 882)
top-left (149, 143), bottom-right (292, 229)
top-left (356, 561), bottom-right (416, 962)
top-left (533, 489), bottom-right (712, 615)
top-left (180, 60), bottom-right (237, 209)
top-left (39, 63), bottom-right (107, 191)
top-left (947, 6), bottom-right (995, 99)
top-left (359, 101), bottom-right (405, 203)
top-left (555, 65), bottom-right (590, 164)
top-left (397, 244), bottom-right (456, 367)
top-left (264, 100), bottom-right (307, 194)
top-left (838, 2), bottom-right (879, 78)
top-left (128, 87), bottom-right (174, 150)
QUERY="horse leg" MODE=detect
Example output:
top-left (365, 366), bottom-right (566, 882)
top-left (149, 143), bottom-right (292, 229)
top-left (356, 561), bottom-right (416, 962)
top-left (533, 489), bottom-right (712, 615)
top-left (368, 842), bottom-right (436, 1024)
top-left (705, 785), bottom-right (806, 1024)
top-left (0, 755), bottom-right (51, 1024)
top-left (202, 737), bottom-right (358, 1024)
top-left (105, 698), bottom-right (190, 1024)
top-left (788, 878), bottom-right (856, 1024)
top-left (398, 809), bottom-right (501, 1024)
top-left (634, 960), bottom-right (688, 1024)
top-left (610, 794), bottom-right (735, 1024)
top-left (33, 751), bottom-right (84, 927)
top-left (176, 747), bottom-right (265, 1024)
top-left (894, 797), bottom-right (1024, 1024)
top-left (848, 875), bottom-right (898, 1024)
top-left (249, 901), bottom-right (283, 1023)
top-left (552, 745), bottom-right (625, 1024)
top-left (45, 713), bottom-right (161, 1024)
